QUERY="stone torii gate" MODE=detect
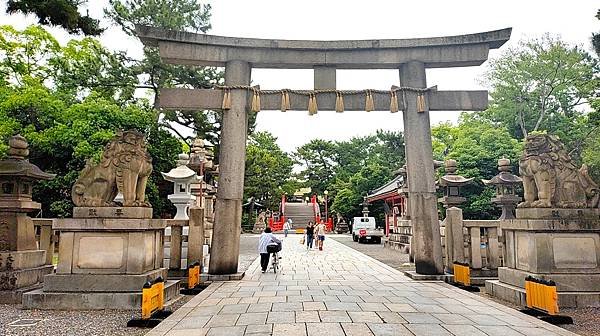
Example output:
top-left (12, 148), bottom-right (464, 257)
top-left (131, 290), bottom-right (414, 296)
top-left (137, 26), bottom-right (511, 275)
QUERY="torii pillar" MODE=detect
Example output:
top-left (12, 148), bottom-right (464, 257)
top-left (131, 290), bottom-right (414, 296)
top-left (209, 61), bottom-right (251, 274)
top-left (400, 61), bottom-right (443, 274)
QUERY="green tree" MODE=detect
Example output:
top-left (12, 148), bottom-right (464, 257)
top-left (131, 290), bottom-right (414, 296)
top-left (105, 0), bottom-right (231, 146)
top-left (244, 132), bottom-right (294, 210)
top-left (432, 113), bottom-right (522, 219)
top-left (593, 9), bottom-right (600, 57)
top-left (6, 0), bottom-right (103, 35)
top-left (0, 25), bottom-right (181, 218)
top-left (293, 139), bottom-right (337, 195)
top-left (483, 35), bottom-right (599, 148)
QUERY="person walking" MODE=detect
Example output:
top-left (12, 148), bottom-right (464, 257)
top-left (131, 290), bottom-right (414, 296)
top-left (315, 221), bottom-right (327, 251)
top-left (258, 227), bottom-right (281, 273)
top-left (305, 221), bottom-right (315, 250)
top-left (283, 218), bottom-right (292, 237)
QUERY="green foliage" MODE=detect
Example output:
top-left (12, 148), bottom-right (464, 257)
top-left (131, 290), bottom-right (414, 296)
top-left (6, 0), bottom-right (103, 35)
top-left (483, 35), bottom-right (599, 146)
top-left (105, 0), bottom-right (228, 147)
top-left (593, 9), bottom-right (600, 57)
top-left (432, 114), bottom-right (522, 219)
top-left (0, 25), bottom-right (181, 218)
top-left (244, 132), bottom-right (294, 209)
top-left (294, 131), bottom-right (405, 221)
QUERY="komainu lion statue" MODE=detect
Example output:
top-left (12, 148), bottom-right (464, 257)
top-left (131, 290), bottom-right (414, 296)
top-left (72, 130), bottom-right (153, 207)
top-left (518, 133), bottom-right (599, 208)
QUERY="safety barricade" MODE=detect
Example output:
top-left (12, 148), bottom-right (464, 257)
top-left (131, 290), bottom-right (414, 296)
top-left (180, 262), bottom-right (206, 295)
top-left (451, 262), bottom-right (479, 292)
top-left (522, 276), bottom-right (572, 325)
top-left (127, 277), bottom-right (171, 328)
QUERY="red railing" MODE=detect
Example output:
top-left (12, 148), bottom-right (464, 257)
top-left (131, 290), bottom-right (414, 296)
top-left (268, 194), bottom-right (286, 231)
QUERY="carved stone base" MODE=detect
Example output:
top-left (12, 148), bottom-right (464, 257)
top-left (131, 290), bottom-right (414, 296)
top-left (73, 207), bottom-right (153, 219)
top-left (43, 268), bottom-right (167, 292)
top-left (516, 208), bottom-right (600, 220)
top-left (0, 250), bottom-right (53, 300)
top-left (23, 279), bottom-right (180, 310)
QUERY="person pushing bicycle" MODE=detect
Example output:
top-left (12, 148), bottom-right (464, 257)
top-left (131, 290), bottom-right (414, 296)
top-left (258, 227), bottom-right (281, 273)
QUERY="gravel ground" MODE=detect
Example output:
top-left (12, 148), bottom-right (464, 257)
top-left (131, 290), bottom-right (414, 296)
top-left (330, 233), bottom-right (598, 336)
top-left (328, 234), bottom-right (411, 270)
top-left (0, 234), bottom-right (260, 336)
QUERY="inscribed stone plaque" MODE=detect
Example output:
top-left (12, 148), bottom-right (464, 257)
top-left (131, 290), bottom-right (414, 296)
top-left (77, 236), bottom-right (125, 269)
top-left (144, 233), bottom-right (155, 269)
top-left (553, 236), bottom-right (598, 269)
top-left (516, 232), bottom-right (533, 271)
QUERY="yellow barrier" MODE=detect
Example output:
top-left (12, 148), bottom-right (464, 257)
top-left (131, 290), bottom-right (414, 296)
top-left (453, 262), bottom-right (470, 286)
top-left (296, 229), bottom-right (305, 234)
top-left (141, 277), bottom-right (164, 320)
top-left (188, 263), bottom-right (200, 289)
top-left (525, 276), bottom-right (558, 315)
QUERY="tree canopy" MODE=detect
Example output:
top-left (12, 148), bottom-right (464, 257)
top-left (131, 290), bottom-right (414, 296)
top-left (6, 0), bottom-right (103, 35)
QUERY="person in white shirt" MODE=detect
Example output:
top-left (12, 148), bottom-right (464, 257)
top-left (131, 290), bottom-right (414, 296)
top-left (315, 221), bottom-right (326, 251)
top-left (283, 218), bottom-right (292, 237)
top-left (257, 227), bottom-right (281, 273)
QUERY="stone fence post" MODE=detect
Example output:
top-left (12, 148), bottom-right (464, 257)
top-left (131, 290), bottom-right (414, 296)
top-left (444, 207), bottom-right (465, 273)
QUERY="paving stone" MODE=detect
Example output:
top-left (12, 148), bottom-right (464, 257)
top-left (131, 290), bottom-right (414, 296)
top-left (267, 311), bottom-right (295, 324)
top-left (206, 326), bottom-right (245, 336)
top-left (247, 303), bottom-right (272, 313)
top-left (405, 324), bottom-right (452, 336)
top-left (236, 312), bottom-right (268, 325)
top-left (318, 311), bottom-right (352, 323)
top-left (474, 325), bottom-right (526, 336)
top-left (325, 301), bottom-right (362, 311)
top-left (398, 312), bottom-right (442, 324)
top-left (165, 328), bottom-right (209, 336)
top-left (272, 302), bottom-right (303, 312)
top-left (306, 322), bottom-right (344, 336)
top-left (302, 301), bottom-right (326, 311)
top-left (245, 324), bottom-right (273, 335)
top-left (463, 314), bottom-right (508, 326)
top-left (511, 326), bottom-right (561, 336)
top-left (375, 312), bottom-right (407, 324)
top-left (348, 311), bottom-right (383, 323)
top-left (189, 306), bottom-right (222, 316)
top-left (287, 295), bottom-right (313, 302)
top-left (337, 295), bottom-right (363, 303)
top-left (220, 303), bottom-right (250, 314)
top-left (239, 296), bottom-right (260, 304)
top-left (206, 314), bottom-right (240, 328)
top-left (360, 295), bottom-right (391, 303)
top-left (172, 316), bottom-right (211, 329)
top-left (272, 323), bottom-right (307, 336)
top-left (296, 310), bottom-right (320, 323)
top-left (218, 298), bottom-right (242, 305)
top-left (254, 291), bottom-right (277, 297)
top-left (358, 302), bottom-right (390, 311)
top-left (367, 323), bottom-right (413, 336)
top-left (384, 303), bottom-right (417, 313)
top-left (441, 324), bottom-right (487, 336)
top-left (432, 313), bottom-right (474, 325)
top-left (258, 296), bottom-right (286, 303)
top-left (341, 322), bottom-right (374, 336)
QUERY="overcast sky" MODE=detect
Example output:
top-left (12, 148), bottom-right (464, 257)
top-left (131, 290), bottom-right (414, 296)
top-left (1, 1), bottom-right (598, 152)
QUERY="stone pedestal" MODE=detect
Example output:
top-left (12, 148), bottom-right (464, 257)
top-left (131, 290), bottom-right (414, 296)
top-left (486, 208), bottom-right (600, 308)
top-left (0, 250), bottom-right (54, 303)
top-left (23, 207), bottom-right (179, 310)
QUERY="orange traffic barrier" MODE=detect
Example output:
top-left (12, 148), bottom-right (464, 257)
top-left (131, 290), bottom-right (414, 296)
top-left (141, 277), bottom-right (164, 320)
top-left (525, 276), bottom-right (558, 315)
top-left (188, 262), bottom-right (200, 289)
top-left (453, 262), bottom-right (471, 286)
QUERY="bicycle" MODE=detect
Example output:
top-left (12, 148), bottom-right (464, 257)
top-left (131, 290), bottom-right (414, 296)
top-left (267, 243), bottom-right (282, 274)
top-left (271, 251), bottom-right (279, 273)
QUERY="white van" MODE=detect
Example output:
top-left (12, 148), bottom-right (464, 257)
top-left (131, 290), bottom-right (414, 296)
top-left (351, 217), bottom-right (383, 244)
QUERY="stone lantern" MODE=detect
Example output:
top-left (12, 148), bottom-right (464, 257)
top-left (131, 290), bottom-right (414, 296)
top-left (0, 135), bottom-right (55, 302)
top-left (437, 159), bottom-right (473, 208)
top-left (162, 153), bottom-right (200, 220)
top-left (483, 158), bottom-right (522, 219)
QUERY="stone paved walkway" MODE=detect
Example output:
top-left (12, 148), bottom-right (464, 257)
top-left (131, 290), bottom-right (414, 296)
top-left (146, 235), bottom-right (576, 336)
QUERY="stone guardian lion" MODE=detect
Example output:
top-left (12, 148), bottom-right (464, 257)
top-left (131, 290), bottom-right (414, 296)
top-left (518, 134), bottom-right (599, 208)
top-left (72, 131), bottom-right (153, 207)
